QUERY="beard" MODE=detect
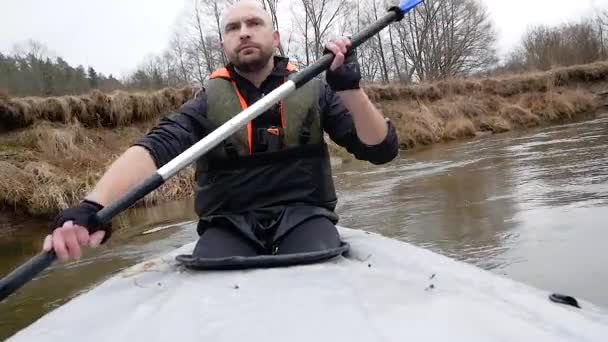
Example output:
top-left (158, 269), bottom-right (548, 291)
top-left (231, 45), bottom-right (274, 73)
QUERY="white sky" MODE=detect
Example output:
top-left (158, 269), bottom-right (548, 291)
top-left (1, 0), bottom-right (607, 78)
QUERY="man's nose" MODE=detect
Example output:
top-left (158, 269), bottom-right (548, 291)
top-left (239, 25), bottom-right (251, 39)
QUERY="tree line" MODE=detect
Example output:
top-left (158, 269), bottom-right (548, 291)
top-left (0, 40), bottom-right (122, 97)
top-left (500, 10), bottom-right (608, 73)
top-left (133, 0), bottom-right (500, 85)
top-left (1, 1), bottom-right (607, 97)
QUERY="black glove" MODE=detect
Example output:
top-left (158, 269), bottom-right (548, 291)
top-left (50, 199), bottom-right (112, 244)
top-left (325, 48), bottom-right (361, 91)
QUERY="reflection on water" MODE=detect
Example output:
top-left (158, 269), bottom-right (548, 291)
top-left (2, 115), bottom-right (608, 338)
top-left (334, 143), bottom-right (520, 271)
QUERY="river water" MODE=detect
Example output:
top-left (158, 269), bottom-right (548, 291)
top-left (1, 114), bottom-right (608, 339)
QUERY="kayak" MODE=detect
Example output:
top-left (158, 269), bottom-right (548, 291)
top-left (8, 227), bottom-right (608, 341)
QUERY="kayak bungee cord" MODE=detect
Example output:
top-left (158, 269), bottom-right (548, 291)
top-left (0, 0), bottom-right (425, 302)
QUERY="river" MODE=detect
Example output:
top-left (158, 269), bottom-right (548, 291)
top-left (1, 114), bottom-right (608, 339)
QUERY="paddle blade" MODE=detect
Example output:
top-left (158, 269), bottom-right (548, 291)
top-left (399, 0), bottom-right (424, 13)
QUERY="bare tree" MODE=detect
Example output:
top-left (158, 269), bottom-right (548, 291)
top-left (170, 31), bottom-right (194, 83)
top-left (128, 0), bottom-right (507, 86)
top-left (300, 0), bottom-right (350, 60)
top-left (396, 0), bottom-right (497, 81)
top-left (291, 1), bottom-right (312, 65)
top-left (209, 0), bottom-right (229, 65)
top-left (387, 24), bottom-right (403, 81)
top-left (12, 39), bottom-right (51, 61)
top-left (347, 3), bottom-right (383, 81)
top-left (371, 0), bottom-right (389, 82)
top-left (193, 0), bottom-right (216, 76)
top-left (597, 10), bottom-right (608, 59)
top-left (258, 0), bottom-right (286, 55)
top-left (520, 21), bottom-right (602, 70)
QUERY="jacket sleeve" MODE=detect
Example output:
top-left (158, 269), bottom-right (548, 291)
top-left (319, 81), bottom-right (399, 165)
top-left (133, 90), bottom-right (213, 168)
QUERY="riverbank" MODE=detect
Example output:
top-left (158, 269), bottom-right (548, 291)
top-left (365, 61), bottom-right (607, 148)
top-left (1, 61), bottom-right (607, 217)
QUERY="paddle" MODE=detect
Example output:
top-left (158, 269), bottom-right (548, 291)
top-left (0, 0), bottom-right (424, 302)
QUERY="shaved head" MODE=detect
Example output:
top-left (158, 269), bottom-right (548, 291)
top-left (220, 0), bottom-right (280, 73)
top-left (221, 1), bottom-right (273, 34)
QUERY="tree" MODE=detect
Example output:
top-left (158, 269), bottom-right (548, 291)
top-left (371, 0), bottom-right (389, 82)
top-left (300, 0), bottom-right (350, 61)
top-left (129, 69), bottom-right (152, 89)
top-left (99, 74), bottom-right (123, 92)
top-left (12, 39), bottom-right (50, 61)
top-left (0, 53), bottom-right (18, 92)
top-left (518, 20), bottom-right (602, 70)
top-left (193, 0), bottom-right (217, 76)
top-left (0, 40), bottom-right (114, 96)
top-left (395, 0), bottom-right (498, 81)
top-left (72, 65), bottom-right (90, 94)
top-left (597, 10), bottom-right (608, 59)
top-left (41, 58), bottom-right (56, 95)
top-left (259, 0), bottom-right (286, 55)
top-left (88, 66), bottom-right (99, 89)
top-left (209, 0), bottom-right (233, 64)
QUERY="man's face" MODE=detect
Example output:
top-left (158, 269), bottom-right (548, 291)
top-left (222, 4), bottom-right (279, 72)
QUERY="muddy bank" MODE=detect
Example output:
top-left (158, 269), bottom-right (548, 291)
top-left (1, 62), bottom-right (607, 217)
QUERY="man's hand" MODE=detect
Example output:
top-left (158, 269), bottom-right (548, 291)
top-left (323, 37), bottom-right (390, 147)
top-left (43, 222), bottom-right (106, 262)
top-left (324, 37), bottom-right (361, 91)
top-left (43, 199), bottom-right (110, 262)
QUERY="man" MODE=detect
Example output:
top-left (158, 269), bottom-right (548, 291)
top-left (44, 1), bottom-right (399, 262)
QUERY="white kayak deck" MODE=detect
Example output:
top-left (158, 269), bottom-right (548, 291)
top-left (9, 228), bottom-right (608, 341)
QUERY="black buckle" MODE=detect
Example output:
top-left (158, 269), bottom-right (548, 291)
top-left (299, 128), bottom-right (311, 144)
top-left (256, 128), bottom-right (268, 146)
top-left (255, 126), bottom-right (284, 152)
top-left (224, 140), bottom-right (238, 157)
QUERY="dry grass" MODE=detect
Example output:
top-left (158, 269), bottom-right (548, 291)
top-left (444, 116), bottom-right (477, 140)
top-left (362, 62), bottom-right (606, 151)
top-left (0, 122), bottom-right (195, 216)
top-left (379, 88), bottom-right (600, 150)
top-left (14, 122), bottom-right (94, 164)
top-left (144, 167), bottom-right (195, 207)
top-left (0, 87), bottom-right (194, 132)
top-left (0, 161), bottom-right (31, 212)
top-left (0, 160), bottom-right (75, 215)
top-left (364, 61), bottom-right (608, 102)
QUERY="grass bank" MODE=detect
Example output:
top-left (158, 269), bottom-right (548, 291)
top-left (1, 62), bottom-right (607, 217)
top-left (0, 121), bottom-right (194, 216)
top-left (365, 61), bottom-right (607, 149)
top-left (0, 88), bottom-right (194, 132)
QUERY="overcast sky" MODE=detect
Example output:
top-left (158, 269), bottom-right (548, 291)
top-left (1, 0), bottom-right (607, 78)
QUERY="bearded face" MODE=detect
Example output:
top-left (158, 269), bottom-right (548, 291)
top-left (221, 3), bottom-right (279, 73)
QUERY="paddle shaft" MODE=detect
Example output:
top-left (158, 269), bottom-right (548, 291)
top-left (0, 3), bottom-right (420, 302)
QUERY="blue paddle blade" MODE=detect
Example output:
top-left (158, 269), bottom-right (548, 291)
top-left (399, 0), bottom-right (424, 13)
